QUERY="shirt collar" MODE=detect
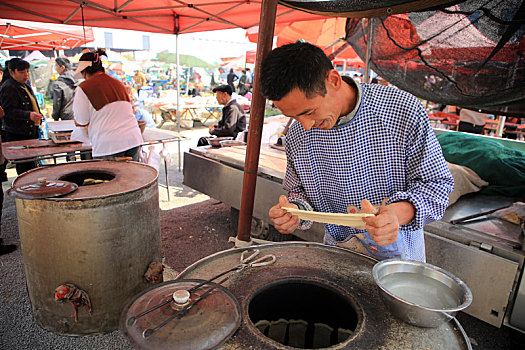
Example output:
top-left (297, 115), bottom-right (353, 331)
top-left (335, 76), bottom-right (362, 127)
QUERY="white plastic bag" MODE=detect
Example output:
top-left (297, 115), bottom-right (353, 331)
top-left (146, 145), bottom-right (161, 171)
top-left (160, 144), bottom-right (173, 166)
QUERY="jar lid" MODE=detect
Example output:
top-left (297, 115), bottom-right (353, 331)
top-left (9, 178), bottom-right (78, 199)
top-left (120, 279), bottom-right (241, 350)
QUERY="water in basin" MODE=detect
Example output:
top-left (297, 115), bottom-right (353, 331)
top-left (380, 272), bottom-right (461, 309)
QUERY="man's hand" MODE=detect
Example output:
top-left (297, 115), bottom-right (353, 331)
top-left (29, 112), bottom-right (43, 125)
top-left (269, 195), bottom-right (300, 234)
top-left (208, 125), bottom-right (217, 134)
top-left (361, 199), bottom-right (400, 246)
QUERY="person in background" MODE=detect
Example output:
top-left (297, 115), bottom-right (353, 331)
top-left (0, 58), bottom-right (43, 175)
top-left (133, 102), bottom-right (156, 128)
top-left (72, 50), bottom-right (143, 161)
top-left (197, 84), bottom-right (246, 146)
top-left (51, 57), bottom-right (76, 121)
top-left (133, 69), bottom-right (147, 93)
top-left (209, 85), bottom-right (246, 137)
top-left (226, 69), bottom-right (238, 92)
top-left (0, 106), bottom-right (16, 256)
top-left (237, 70), bottom-right (248, 96)
top-left (0, 63), bottom-right (10, 181)
top-left (458, 108), bottom-right (487, 134)
top-left (263, 42), bottom-right (454, 262)
top-left (246, 67), bottom-right (253, 85)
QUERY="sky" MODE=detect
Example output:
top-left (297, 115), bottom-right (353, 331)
top-left (90, 27), bottom-right (257, 64)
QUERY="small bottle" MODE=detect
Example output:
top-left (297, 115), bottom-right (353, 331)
top-left (39, 118), bottom-right (48, 139)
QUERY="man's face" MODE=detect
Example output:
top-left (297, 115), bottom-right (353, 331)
top-left (10, 68), bottom-right (30, 84)
top-left (215, 91), bottom-right (227, 105)
top-left (55, 63), bottom-right (66, 75)
top-left (273, 75), bottom-right (341, 131)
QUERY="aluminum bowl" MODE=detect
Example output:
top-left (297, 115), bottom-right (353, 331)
top-left (372, 259), bottom-right (472, 328)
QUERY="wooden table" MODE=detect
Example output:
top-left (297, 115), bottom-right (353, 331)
top-left (3, 128), bottom-right (185, 200)
top-left (158, 104), bottom-right (222, 128)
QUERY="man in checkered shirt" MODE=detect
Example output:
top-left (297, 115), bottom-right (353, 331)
top-left (263, 43), bottom-right (454, 262)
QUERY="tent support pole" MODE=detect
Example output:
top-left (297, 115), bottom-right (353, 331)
top-left (176, 33), bottom-right (181, 134)
top-left (364, 18), bottom-right (374, 83)
top-left (236, 0), bottom-right (278, 244)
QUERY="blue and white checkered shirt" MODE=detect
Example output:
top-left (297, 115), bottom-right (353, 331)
top-left (284, 82), bottom-right (454, 262)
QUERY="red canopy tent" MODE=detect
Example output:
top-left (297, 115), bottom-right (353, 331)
top-left (0, 0), bottom-right (327, 35)
top-left (246, 18), bottom-right (362, 61)
top-left (246, 50), bottom-right (256, 64)
top-left (0, 18), bottom-right (94, 51)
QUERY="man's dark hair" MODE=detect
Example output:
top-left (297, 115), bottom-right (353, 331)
top-left (8, 58), bottom-right (30, 72)
top-left (261, 42), bottom-right (333, 101)
top-left (79, 49), bottom-right (106, 75)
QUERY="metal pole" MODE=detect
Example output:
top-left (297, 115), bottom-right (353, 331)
top-left (236, 0), bottom-right (278, 244)
top-left (364, 18), bottom-right (374, 84)
top-left (176, 33), bottom-right (181, 134)
top-left (174, 15), bottom-right (181, 135)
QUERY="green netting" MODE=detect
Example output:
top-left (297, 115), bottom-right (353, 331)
top-left (436, 132), bottom-right (525, 197)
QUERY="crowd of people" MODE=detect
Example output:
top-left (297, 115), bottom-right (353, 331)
top-left (0, 50), bottom-right (254, 256)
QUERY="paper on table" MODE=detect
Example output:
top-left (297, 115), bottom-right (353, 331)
top-left (283, 207), bottom-right (374, 228)
top-left (70, 126), bottom-right (91, 145)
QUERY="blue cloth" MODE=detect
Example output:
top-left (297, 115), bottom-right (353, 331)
top-left (284, 83), bottom-right (454, 262)
top-left (135, 108), bottom-right (156, 128)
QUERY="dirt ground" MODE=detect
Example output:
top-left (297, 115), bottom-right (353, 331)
top-left (160, 199), bottom-right (235, 274)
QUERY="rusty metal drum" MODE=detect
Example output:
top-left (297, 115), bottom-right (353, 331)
top-left (168, 243), bottom-right (471, 350)
top-left (13, 160), bottom-right (162, 335)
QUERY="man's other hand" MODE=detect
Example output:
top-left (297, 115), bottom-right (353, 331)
top-left (361, 199), bottom-right (399, 246)
top-left (269, 195), bottom-right (300, 234)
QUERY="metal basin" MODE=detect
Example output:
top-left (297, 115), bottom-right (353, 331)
top-left (373, 259), bottom-right (472, 328)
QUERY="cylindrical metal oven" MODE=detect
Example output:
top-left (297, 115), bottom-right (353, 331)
top-left (13, 160), bottom-right (161, 335)
top-left (121, 243), bottom-right (471, 349)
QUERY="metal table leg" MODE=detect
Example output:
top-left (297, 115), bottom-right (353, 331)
top-left (178, 138), bottom-right (181, 172)
top-left (165, 153), bottom-right (170, 201)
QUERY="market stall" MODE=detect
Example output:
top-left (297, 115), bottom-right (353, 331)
top-left (183, 126), bottom-right (525, 332)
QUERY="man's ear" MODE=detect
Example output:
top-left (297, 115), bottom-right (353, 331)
top-left (326, 69), bottom-right (342, 90)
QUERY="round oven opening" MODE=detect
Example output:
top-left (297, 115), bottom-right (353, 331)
top-left (59, 170), bottom-right (115, 186)
top-left (248, 279), bottom-right (361, 349)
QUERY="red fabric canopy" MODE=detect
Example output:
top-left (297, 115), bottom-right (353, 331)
top-left (246, 18), bottom-right (361, 61)
top-left (0, 18), bottom-right (94, 51)
top-left (0, 0), bottom-right (326, 35)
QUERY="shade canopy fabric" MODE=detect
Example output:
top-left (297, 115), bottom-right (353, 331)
top-left (280, 0), bottom-right (461, 17)
top-left (0, 18), bottom-right (94, 51)
top-left (0, 0), bottom-right (327, 35)
top-left (344, 0), bottom-right (525, 115)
